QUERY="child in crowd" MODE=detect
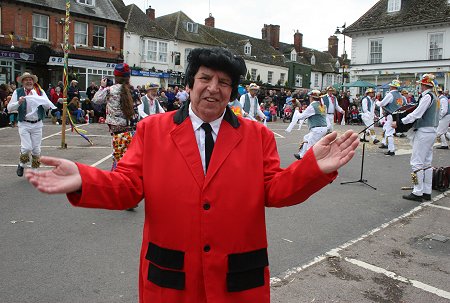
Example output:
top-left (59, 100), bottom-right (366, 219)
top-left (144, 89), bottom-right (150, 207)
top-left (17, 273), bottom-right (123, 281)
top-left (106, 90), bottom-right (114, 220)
top-left (269, 102), bottom-right (277, 122)
top-left (349, 105), bottom-right (360, 124)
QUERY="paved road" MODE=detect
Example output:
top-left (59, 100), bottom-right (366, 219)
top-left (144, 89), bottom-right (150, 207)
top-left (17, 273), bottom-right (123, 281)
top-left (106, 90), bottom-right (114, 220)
top-left (0, 118), bottom-right (448, 302)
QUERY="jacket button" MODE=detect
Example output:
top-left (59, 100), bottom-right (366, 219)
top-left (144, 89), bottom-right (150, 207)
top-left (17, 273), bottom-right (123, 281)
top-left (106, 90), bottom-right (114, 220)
top-left (203, 245), bottom-right (211, 252)
top-left (203, 203), bottom-right (210, 210)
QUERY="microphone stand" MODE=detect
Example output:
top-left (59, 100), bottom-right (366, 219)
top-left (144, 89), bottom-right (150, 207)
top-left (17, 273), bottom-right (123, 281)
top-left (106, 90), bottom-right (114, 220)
top-left (340, 115), bottom-right (386, 190)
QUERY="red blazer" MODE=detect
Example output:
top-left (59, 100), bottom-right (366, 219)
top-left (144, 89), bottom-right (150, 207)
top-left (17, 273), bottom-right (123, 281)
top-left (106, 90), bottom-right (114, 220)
top-left (68, 104), bottom-right (337, 303)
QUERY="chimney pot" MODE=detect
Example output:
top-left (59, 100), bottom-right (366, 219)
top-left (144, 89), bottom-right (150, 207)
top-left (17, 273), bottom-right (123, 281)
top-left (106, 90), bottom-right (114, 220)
top-left (205, 13), bottom-right (215, 27)
top-left (294, 30), bottom-right (303, 53)
top-left (146, 6), bottom-right (155, 21)
top-left (328, 35), bottom-right (339, 58)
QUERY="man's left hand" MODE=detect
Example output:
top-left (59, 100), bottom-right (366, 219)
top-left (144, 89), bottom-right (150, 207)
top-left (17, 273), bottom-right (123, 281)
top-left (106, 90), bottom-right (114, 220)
top-left (313, 130), bottom-right (359, 174)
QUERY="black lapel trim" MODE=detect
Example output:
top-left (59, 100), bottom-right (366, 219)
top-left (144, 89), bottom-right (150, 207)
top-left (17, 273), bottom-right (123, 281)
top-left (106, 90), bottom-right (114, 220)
top-left (173, 100), bottom-right (240, 129)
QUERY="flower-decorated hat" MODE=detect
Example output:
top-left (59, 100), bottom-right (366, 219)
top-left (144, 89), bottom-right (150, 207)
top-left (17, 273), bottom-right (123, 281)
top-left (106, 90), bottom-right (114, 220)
top-left (308, 89), bottom-right (322, 99)
top-left (365, 88), bottom-right (375, 94)
top-left (416, 73), bottom-right (436, 87)
top-left (388, 79), bottom-right (401, 88)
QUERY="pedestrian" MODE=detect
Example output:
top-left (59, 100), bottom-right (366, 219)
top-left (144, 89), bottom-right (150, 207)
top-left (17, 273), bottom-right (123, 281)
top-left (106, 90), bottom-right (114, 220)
top-left (138, 83), bottom-right (165, 120)
top-left (67, 79), bottom-right (80, 102)
top-left (25, 47), bottom-right (359, 303)
top-left (396, 74), bottom-right (440, 202)
top-left (435, 86), bottom-right (450, 149)
top-left (92, 63), bottom-right (137, 171)
top-left (375, 79), bottom-right (403, 156)
top-left (321, 86), bottom-right (345, 132)
top-left (360, 88), bottom-right (380, 144)
top-left (293, 90), bottom-right (328, 160)
top-left (7, 72), bottom-right (55, 176)
top-left (240, 82), bottom-right (266, 121)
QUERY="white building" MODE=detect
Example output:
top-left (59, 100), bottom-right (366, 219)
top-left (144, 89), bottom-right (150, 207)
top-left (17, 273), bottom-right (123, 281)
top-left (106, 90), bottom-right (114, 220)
top-left (345, 0), bottom-right (450, 94)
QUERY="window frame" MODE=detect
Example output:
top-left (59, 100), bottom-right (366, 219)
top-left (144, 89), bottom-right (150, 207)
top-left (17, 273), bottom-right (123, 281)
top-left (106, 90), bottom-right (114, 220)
top-left (369, 39), bottom-right (383, 64)
top-left (244, 43), bottom-right (252, 55)
top-left (387, 0), bottom-right (401, 12)
top-left (251, 69), bottom-right (257, 81)
top-left (32, 14), bottom-right (49, 41)
top-left (295, 74), bottom-right (303, 87)
top-left (92, 25), bottom-right (106, 49)
top-left (280, 73), bottom-right (285, 84)
top-left (429, 32), bottom-right (444, 60)
top-left (186, 22), bottom-right (198, 33)
top-left (314, 73), bottom-right (319, 87)
top-left (143, 40), bottom-right (168, 63)
top-left (290, 50), bottom-right (297, 61)
top-left (74, 21), bottom-right (89, 46)
top-left (76, 0), bottom-right (95, 6)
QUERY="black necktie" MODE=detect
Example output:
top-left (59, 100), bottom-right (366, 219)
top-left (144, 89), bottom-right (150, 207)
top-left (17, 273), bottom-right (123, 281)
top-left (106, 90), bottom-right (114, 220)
top-left (201, 123), bottom-right (214, 172)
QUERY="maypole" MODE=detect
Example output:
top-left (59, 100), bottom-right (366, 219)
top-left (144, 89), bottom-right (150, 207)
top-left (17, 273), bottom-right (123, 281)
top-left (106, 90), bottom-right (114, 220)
top-left (60, 0), bottom-right (70, 149)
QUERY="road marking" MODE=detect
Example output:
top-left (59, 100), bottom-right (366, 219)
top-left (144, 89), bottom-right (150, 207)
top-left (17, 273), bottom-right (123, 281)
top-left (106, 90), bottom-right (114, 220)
top-left (345, 257), bottom-right (450, 300)
top-left (272, 131), bottom-right (285, 139)
top-left (428, 204), bottom-right (450, 211)
top-left (0, 164), bottom-right (53, 168)
top-left (395, 149), bottom-right (412, 155)
top-left (282, 238), bottom-right (293, 243)
top-left (91, 154), bottom-right (112, 167)
top-left (270, 189), bottom-right (449, 285)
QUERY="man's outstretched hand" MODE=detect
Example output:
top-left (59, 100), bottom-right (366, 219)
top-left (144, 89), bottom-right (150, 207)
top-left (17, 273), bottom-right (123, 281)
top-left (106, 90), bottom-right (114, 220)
top-left (313, 130), bottom-right (359, 174)
top-left (25, 156), bottom-right (82, 194)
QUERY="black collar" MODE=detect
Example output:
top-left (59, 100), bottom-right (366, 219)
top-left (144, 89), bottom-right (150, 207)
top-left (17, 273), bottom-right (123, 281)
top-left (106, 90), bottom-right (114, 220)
top-left (173, 100), bottom-right (240, 128)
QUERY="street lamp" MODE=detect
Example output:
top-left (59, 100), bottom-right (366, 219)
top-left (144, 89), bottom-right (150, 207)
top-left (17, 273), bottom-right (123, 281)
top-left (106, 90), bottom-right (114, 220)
top-left (335, 23), bottom-right (347, 87)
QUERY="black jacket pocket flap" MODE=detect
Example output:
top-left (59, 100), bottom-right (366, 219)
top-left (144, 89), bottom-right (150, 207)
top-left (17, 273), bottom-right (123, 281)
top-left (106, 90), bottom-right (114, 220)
top-left (145, 242), bottom-right (185, 270)
top-left (228, 248), bottom-right (268, 273)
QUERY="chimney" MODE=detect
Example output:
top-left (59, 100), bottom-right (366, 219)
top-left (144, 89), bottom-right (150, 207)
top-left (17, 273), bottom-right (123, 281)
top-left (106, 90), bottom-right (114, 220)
top-left (261, 24), bottom-right (280, 50)
top-left (205, 13), bottom-right (215, 28)
top-left (328, 35), bottom-right (339, 58)
top-left (294, 30), bottom-right (303, 53)
top-left (146, 6), bottom-right (155, 21)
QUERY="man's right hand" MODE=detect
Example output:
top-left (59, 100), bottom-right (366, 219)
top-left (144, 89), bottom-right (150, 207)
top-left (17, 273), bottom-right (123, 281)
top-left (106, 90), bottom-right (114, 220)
top-left (25, 156), bottom-right (82, 194)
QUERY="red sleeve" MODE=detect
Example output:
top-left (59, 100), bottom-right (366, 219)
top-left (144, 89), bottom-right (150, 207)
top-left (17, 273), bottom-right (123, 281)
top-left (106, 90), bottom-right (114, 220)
top-left (67, 123), bottom-right (145, 209)
top-left (262, 127), bottom-right (337, 207)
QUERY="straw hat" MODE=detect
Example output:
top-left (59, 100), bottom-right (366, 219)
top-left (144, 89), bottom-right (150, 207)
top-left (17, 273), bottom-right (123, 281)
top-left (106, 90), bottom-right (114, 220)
top-left (17, 72), bottom-right (38, 83)
top-left (388, 79), bottom-right (401, 88)
top-left (308, 89), bottom-right (321, 99)
top-left (248, 83), bottom-right (260, 90)
top-left (365, 88), bottom-right (375, 94)
top-left (145, 83), bottom-right (160, 90)
top-left (326, 86), bottom-right (336, 92)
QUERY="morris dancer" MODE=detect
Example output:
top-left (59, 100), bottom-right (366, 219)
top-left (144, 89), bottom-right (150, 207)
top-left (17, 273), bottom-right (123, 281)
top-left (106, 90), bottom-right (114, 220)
top-left (294, 90), bottom-right (328, 160)
top-left (436, 86), bottom-right (450, 149)
top-left (239, 83), bottom-right (266, 122)
top-left (322, 86), bottom-right (345, 132)
top-left (138, 83), bottom-right (165, 120)
top-left (396, 74), bottom-right (439, 202)
top-left (360, 88), bottom-right (380, 144)
top-left (7, 72), bottom-right (54, 177)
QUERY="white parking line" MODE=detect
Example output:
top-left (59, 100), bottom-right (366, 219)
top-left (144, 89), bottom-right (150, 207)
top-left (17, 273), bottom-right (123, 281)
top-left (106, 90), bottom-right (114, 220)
top-left (428, 204), bottom-right (450, 211)
top-left (345, 257), bottom-right (450, 300)
top-left (272, 131), bottom-right (285, 139)
top-left (91, 154), bottom-right (112, 167)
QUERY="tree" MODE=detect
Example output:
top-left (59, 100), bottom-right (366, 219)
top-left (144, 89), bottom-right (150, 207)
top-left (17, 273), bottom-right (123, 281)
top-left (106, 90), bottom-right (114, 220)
top-left (256, 74), bottom-right (261, 83)
top-left (246, 72), bottom-right (251, 81)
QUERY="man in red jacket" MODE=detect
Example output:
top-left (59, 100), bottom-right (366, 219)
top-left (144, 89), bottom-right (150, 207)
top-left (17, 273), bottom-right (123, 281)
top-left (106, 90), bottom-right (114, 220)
top-left (26, 47), bottom-right (359, 303)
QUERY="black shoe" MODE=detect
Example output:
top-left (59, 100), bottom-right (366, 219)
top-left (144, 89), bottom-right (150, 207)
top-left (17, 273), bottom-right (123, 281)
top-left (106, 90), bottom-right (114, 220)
top-left (436, 146), bottom-right (449, 150)
top-left (422, 193), bottom-right (431, 201)
top-left (16, 165), bottom-right (24, 177)
top-left (126, 205), bottom-right (138, 211)
top-left (399, 134), bottom-right (406, 138)
top-left (378, 144), bottom-right (388, 149)
top-left (293, 153), bottom-right (301, 160)
top-left (384, 151), bottom-right (395, 156)
top-left (402, 193), bottom-right (423, 202)
top-left (373, 139), bottom-right (380, 144)
top-left (360, 138), bottom-right (369, 142)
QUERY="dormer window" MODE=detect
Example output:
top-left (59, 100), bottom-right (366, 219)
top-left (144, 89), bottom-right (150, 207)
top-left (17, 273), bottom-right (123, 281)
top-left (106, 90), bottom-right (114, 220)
top-left (311, 54), bottom-right (316, 65)
top-left (387, 0), bottom-right (401, 12)
top-left (77, 0), bottom-right (95, 6)
top-left (290, 50), bottom-right (297, 61)
top-left (186, 22), bottom-right (198, 33)
top-left (244, 42), bottom-right (252, 55)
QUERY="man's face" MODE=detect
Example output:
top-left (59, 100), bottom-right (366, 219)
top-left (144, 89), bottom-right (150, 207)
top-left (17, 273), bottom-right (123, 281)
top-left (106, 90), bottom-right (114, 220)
top-left (147, 89), bottom-right (157, 98)
top-left (328, 91), bottom-right (333, 96)
top-left (249, 89), bottom-right (258, 97)
top-left (22, 77), bottom-right (34, 90)
top-left (187, 66), bottom-right (232, 123)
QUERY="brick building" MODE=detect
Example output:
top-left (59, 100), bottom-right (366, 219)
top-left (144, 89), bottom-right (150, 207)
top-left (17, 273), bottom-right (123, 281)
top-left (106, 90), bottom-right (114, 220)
top-left (0, 0), bottom-right (125, 90)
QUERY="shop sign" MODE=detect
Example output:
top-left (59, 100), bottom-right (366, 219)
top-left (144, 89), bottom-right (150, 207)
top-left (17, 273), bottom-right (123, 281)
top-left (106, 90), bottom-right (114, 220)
top-left (48, 57), bottom-right (117, 69)
top-left (0, 51), bottom-right (34, 61)
top-left (131, 70), bottom-right (170, 78)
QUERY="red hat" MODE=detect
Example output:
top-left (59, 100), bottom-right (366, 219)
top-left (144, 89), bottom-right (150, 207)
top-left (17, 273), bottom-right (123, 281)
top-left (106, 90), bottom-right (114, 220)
top-left (114, 63), bottom-right (130, 78)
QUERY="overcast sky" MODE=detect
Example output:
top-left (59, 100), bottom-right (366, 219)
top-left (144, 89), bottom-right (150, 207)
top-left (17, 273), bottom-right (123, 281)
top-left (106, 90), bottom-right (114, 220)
top-left (122, 0), bottom-right (379, 56)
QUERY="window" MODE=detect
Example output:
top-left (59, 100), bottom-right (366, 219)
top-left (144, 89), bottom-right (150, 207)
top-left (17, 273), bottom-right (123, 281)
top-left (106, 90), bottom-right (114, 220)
top-left (429, 33), bottom-right (443, 60)
top-left (280, 73), bottom-right (285, 84)
top-left (369, 39), bottom-right (383, 64)
top-left (77, 0), bottom-right (95, 6)
top-left (185, 48), bottom-right (192, 67)
top-left (295, 74), bottom-right (303, 87)
top-left (93, 25), bottom-right (106, 48)
top-left (290, 51), bottom-right (297, 61)
top-left (158, 42), bottom-right (168, 62)
top-left (251, 69), bottom-right (257, 81)
top-left (32, 14), bottom-right (49, 41)
top-left (186, 22), bottom-right (198, 33)
top-left (326, 74), bottom-right (333, 87)
top-left (311, 54), bottom-right (316, 65)
top-left (144, 40), bottom-right (168, 63)
top-left (267, 71), bottom-right (273, 84)
top-left (146, 41), bottom-right (157, 61)
top-left (314, 74), bottom-right (319, 87)
top-left (387, 0), bottom-right (401, 12)
top-left (244, 43), bottom-right (251, 55)
top-left (74, 22), bottom-right (88, 46)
